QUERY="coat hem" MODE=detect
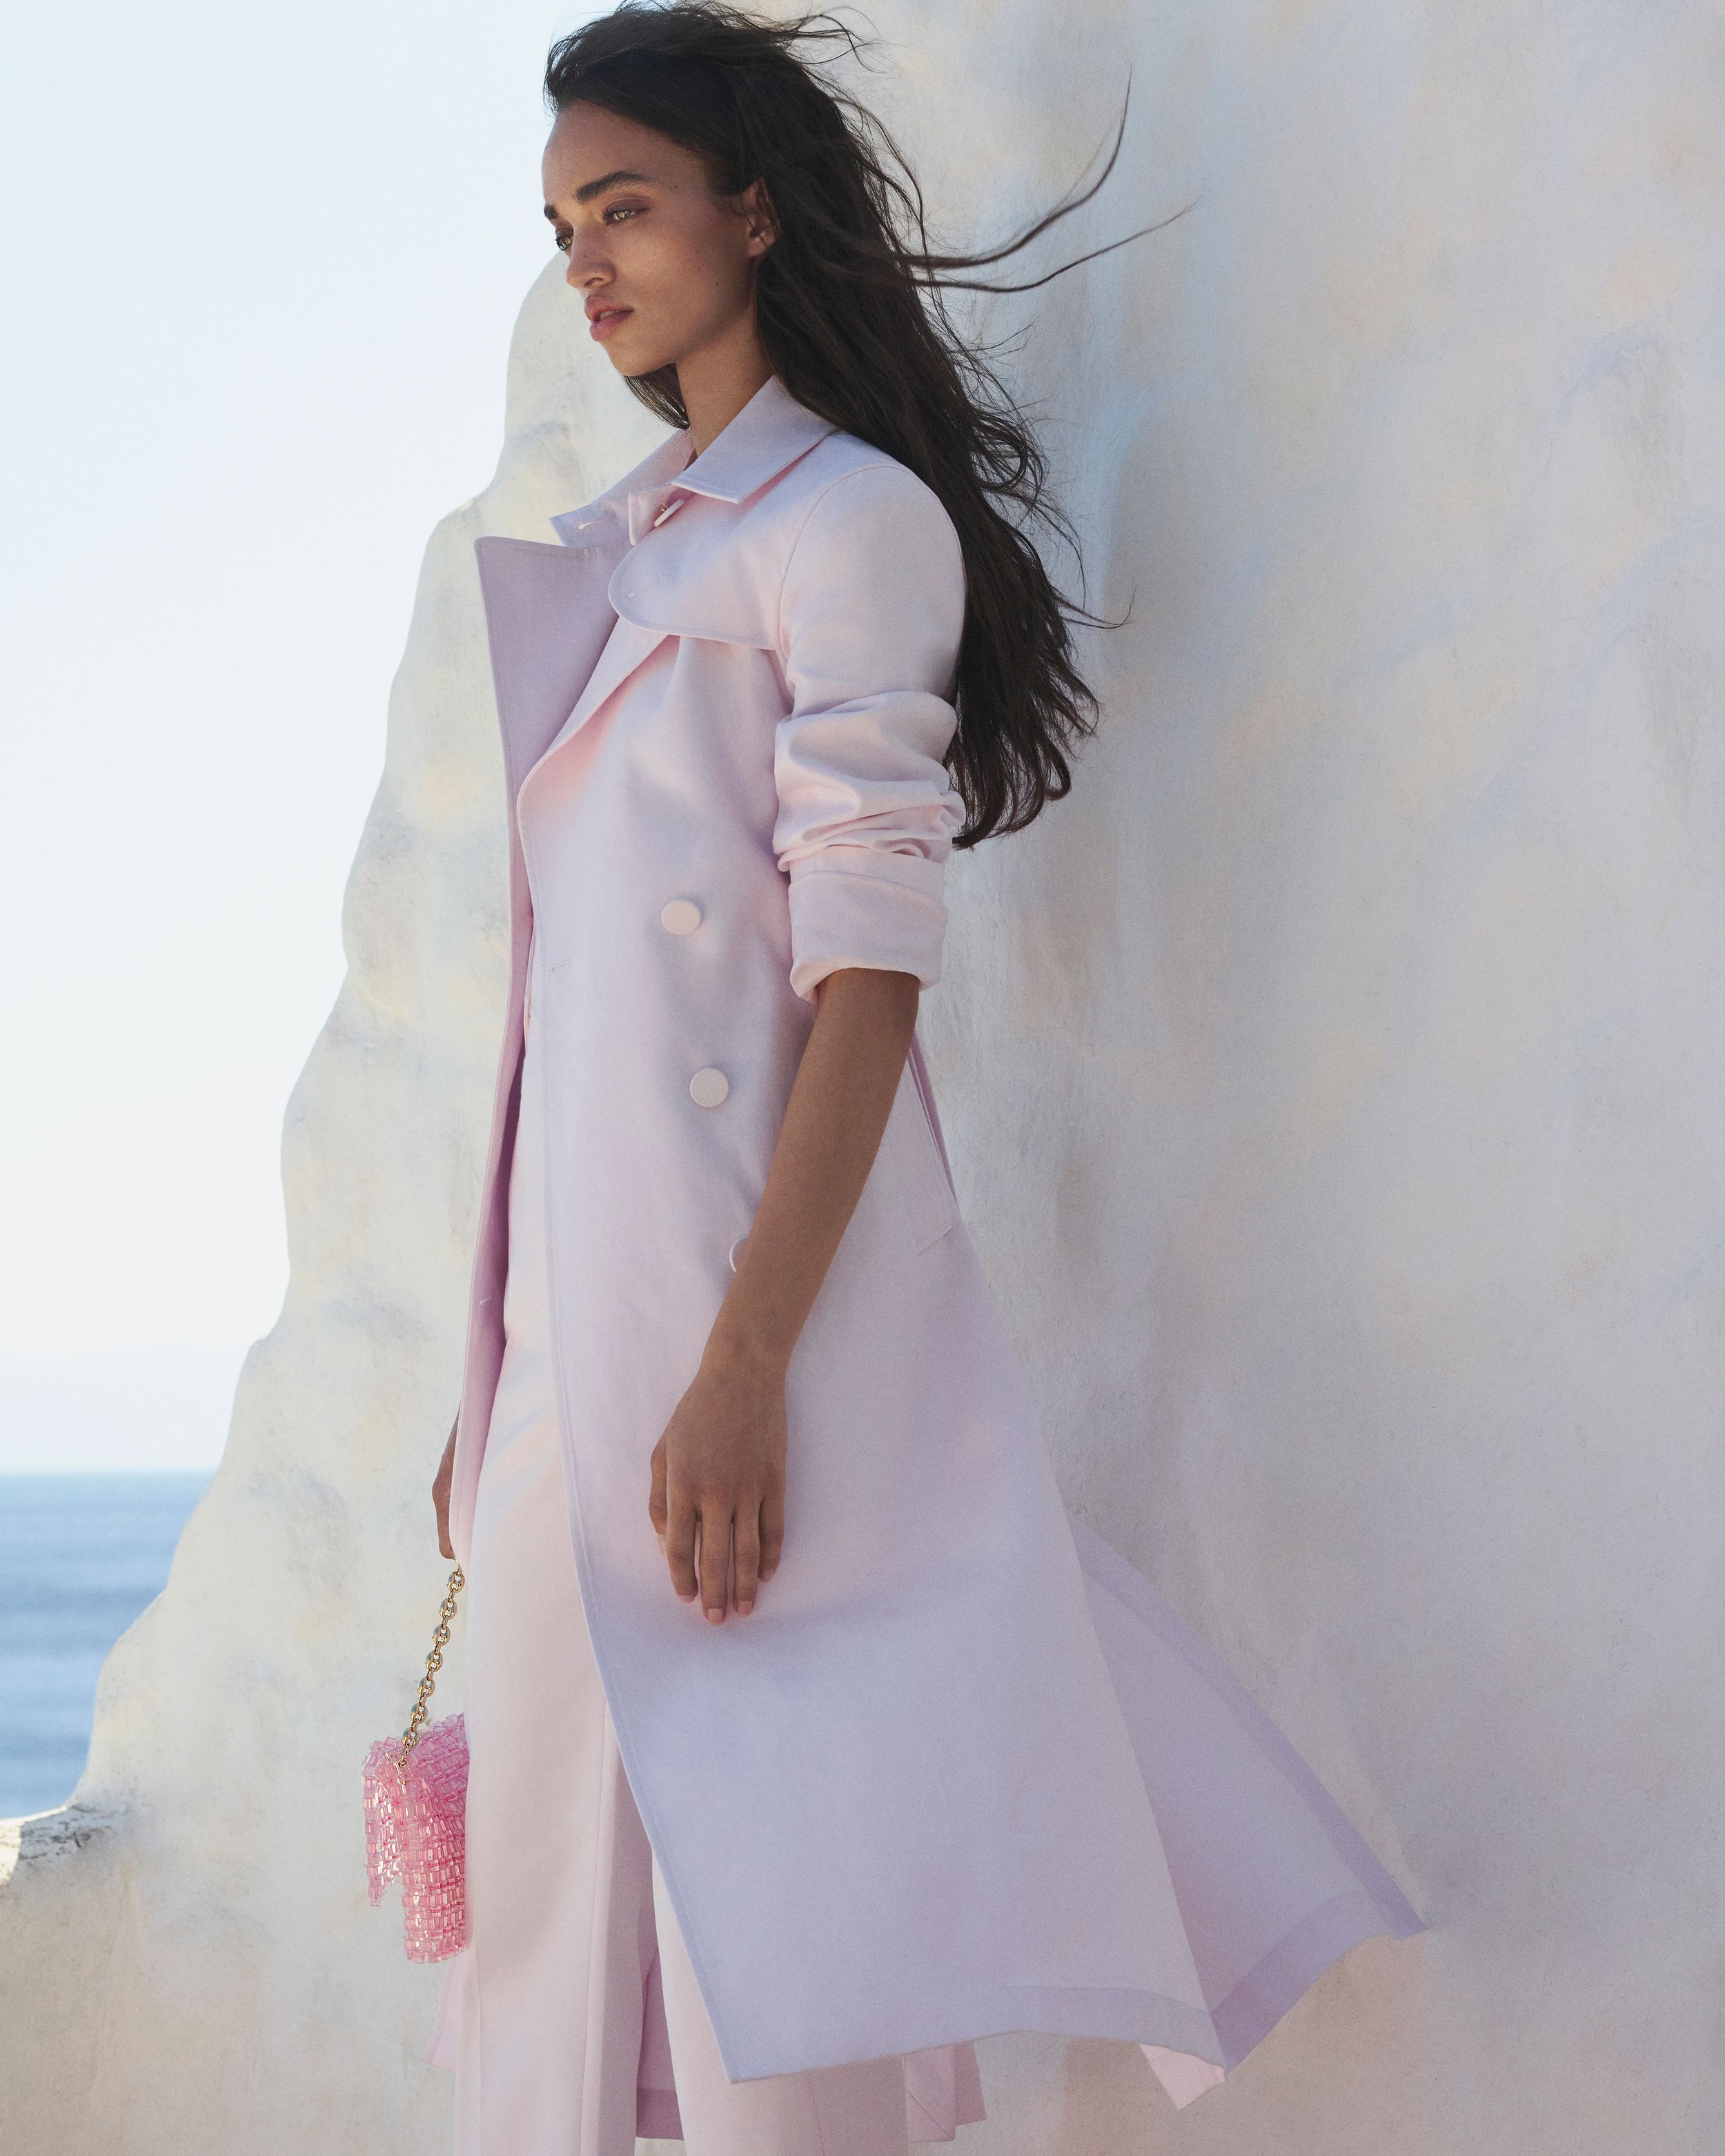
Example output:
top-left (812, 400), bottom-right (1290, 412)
top-left (713, 1984), bottom-right (1221, 2086)
top-left (1210, 1882), bottom-right (1426, 2066)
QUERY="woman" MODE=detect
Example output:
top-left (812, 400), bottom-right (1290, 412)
top-left (424, 6), bottom-right (1424, 2153)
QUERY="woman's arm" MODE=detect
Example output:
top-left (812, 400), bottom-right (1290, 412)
top-left (446, 459), bottom-right (963, 1575)
top-left (649, 462), bottom-right (965, 1620)
top-left (648, 962), bottom-right (919, 1623)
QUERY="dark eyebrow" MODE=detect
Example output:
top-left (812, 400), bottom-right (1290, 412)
top-left (542, 168), bottom-right (660, 219)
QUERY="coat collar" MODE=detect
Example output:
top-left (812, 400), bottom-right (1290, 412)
top-left (549, 373), bottom-right (838, 549)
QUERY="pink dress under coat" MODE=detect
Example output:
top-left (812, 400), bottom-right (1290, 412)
top-left (432, 373), bottom-right (1424, 2130)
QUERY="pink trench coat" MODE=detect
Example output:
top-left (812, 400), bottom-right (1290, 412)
top-left (442, 373), bottom-right (1423, 2122)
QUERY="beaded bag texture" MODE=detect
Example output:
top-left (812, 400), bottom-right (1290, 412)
top-left (362, 1565), bottom-right (468, 1962)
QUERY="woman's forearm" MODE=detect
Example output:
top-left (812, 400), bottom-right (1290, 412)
top-left (705, 965), bottom-right (920, 1376)
top-left (648, 964), bottom-right (920, 1620)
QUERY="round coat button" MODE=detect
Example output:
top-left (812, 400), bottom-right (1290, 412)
top-left (660, 898), bottom-right (702, 936)
top-left (689, 1067), bottom-right (729, 1109)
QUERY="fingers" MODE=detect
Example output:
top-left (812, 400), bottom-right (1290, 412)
top-left (758, 1481), bottom-right (785, 1584)
top-left (663, 1484), bottom-right (700, 1606)
top-left (649, 1398), bottom-right (785, 1623)
top-left (658, 1489), bottom-right (776, 1621)
top-left (698, 1501), bottom-right (731, 1625)
top-left (732, 1507), bottom-right (761, 1618)
top-left (433, 1429), bottom-right (456, 1561)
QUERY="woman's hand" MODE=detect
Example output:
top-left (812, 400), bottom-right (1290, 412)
top-left (433, 1414), bottom-right (458, 1561)
top-left (648, 1341), bottom-right (787, 1624)
top-left (647, 965), bottom-right (920, 1623)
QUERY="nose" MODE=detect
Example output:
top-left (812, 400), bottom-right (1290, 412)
top-left (564, 230), bottom-right (611, 290)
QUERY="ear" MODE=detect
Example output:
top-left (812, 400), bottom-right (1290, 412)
top-left (740, 175), bottom-right (779, 257)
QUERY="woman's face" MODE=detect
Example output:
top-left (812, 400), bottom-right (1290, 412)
top-left (541, 101), bottom-right (775, 378)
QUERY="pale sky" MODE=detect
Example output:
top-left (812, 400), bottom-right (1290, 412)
top-left (0, 1), bottom-right (598, 1467)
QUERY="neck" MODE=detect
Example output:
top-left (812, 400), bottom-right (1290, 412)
top-left (674, 322), bottom-right (774, 457)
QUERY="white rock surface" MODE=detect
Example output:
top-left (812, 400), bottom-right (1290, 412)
top-left (3, 6), bottom-right (1722, 2151)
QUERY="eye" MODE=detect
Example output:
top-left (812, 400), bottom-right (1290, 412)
top-left (553, 230), bottom-right (571, 253)
top-left (602, 203), bottom-right (644, 225)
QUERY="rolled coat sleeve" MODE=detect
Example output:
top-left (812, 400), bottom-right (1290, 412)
top-left (772, 462), bottom-right (967, 1004)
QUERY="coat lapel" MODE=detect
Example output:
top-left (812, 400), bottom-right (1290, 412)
top-left (546, 610), bottom-right (668, 753)
top-left (476, 375), bottom-right (841, 787)
top-left (473, 532), bottom-right (629, 802)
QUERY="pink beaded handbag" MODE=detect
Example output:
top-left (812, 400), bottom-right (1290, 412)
top-left (362, 1565), bottom-right (469, 1962)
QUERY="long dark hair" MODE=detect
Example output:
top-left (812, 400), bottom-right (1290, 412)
top-left (544, 2), bottom-right (1178, 846)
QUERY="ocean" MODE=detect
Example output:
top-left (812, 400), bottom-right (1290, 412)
top-left (0, 1472), bottom-right (212, 1818)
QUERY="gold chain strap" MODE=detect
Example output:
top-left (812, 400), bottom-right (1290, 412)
top-left (399, 1565), bottom-right (465, 1767)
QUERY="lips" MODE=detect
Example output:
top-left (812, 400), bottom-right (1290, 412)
top-left (587, 303), bottom-right (633, 340)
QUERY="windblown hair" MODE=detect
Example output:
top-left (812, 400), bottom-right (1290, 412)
top-left (545, 2), bottom-right (1175, 846)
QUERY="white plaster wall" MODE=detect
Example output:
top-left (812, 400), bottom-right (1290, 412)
top-left (3, 4), bottom-right (1720, 2151)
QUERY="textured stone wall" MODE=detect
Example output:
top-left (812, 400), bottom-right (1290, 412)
top-left (3, 5), bottom-right (1721, 2151)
